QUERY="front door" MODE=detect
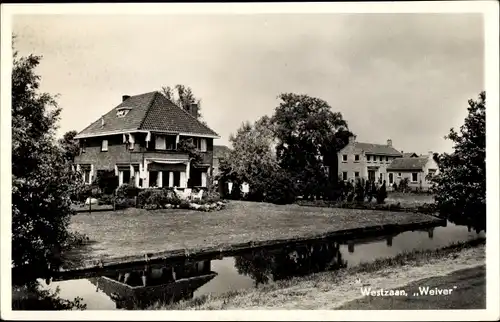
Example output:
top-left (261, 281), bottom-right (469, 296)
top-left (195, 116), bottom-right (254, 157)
top-left (368, 170), bottom-right (376, 182)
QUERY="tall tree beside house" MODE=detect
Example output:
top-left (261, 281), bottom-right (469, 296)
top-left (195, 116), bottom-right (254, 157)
top-left (12, 47), bottom-right (82, 289)
top-left (220, 116), bottom-right (295, 203)
top-left (161, 84), bottom-right (202, 119)
top-left (271, 93), bottom-right (352, 199)
top-left (58, 130), bottom-right (79, 163)
top-left (431, 91), bottom-right (486, 232)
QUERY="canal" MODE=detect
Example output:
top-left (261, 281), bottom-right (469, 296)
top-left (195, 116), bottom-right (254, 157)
top-left (39, 221), bottom-right (484, 310)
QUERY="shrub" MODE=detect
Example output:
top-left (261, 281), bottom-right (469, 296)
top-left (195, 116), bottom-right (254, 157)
top-left (354, 179), bottom-right (365, 203)
top-left (376, 182), bottom-right (388, 204)
top-left (115, 198), bottom-right (136, 210)
top-left (98, 194), bottom-right (114, 205)
top-left (203, 191), bottom-right (222, 203)
top-left (94, 170), bottom-right (119, 195)
top-left (116, 183), bottom-right (139, 199)
top-left (263, 170), bottom-right (297, 205)
top-left (179, 200), bottom-right (191, 209)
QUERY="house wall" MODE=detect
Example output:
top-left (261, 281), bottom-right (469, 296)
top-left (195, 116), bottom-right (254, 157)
top-left (75, 133), bottom-right (214, 185)
top-left (338, 144), bottom-right (366, 181)
top-left (338, 143), bottom-right (399, 183)
top-left (387, 155), bottom-right (439, 191)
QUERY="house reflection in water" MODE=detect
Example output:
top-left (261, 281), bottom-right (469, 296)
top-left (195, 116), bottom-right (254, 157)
top-left (90, 260), bottom-right (216, 309)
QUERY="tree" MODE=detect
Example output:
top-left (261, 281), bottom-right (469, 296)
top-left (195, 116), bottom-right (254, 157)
top-left (431, 91), bottom-right (486, 232)
top-left (271, 93), bottom-right (352, 199)
top-left (161, 84), bottom-right (202, 119)
top-left (219, 116), bottom-right (284, 201)
top-left (58, 130), bottom-right (79, 163)
top-left (12, 46), bottom-right (80, 286)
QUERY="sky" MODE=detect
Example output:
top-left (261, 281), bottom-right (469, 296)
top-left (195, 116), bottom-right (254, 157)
top-left (12, 13), bottom-right (484, 154)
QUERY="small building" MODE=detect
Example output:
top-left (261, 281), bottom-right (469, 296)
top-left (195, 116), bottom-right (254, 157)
top-left (386, 152), bottom-right (439, 191)
top-left (337, 135), bottom-right (403, 183)
top-left (74, 91), bottom-right (220, 189)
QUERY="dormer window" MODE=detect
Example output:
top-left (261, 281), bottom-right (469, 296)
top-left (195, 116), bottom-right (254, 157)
top-left (116, 107), bottom-right (131, 117)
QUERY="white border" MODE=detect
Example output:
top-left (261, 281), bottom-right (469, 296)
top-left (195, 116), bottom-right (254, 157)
top-left (1, 2), bottom-right (499, 321)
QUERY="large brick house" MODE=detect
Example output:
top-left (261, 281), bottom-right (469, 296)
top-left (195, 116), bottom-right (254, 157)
top-left (338, 135), bottom-right (403, 184)
top-left (337, 135), bottom-right (438, 191)
top-left (74, 91), bottom-right (220, 189)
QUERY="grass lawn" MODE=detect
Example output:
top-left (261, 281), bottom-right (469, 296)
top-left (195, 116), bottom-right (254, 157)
top-left (66, 200), bottom-right (442, 270)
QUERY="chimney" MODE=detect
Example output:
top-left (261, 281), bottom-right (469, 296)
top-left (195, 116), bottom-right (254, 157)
top-left (428, 150), bottom-right (433, 158)
top-left (387, 139), bottom-right (392, 147)
top-left (122, 95), bottom-right (131, 102)
top-left (348, 135), bottom-right (357, 144)
top-left (188, 102), bottom-right (199, 118)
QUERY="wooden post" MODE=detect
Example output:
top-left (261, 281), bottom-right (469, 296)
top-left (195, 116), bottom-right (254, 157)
top-left (89, 188), bottom-right (92, 214)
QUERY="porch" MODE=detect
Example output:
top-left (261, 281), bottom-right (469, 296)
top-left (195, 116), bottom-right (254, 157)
top-left (115, 157), bottom-right (209, 189)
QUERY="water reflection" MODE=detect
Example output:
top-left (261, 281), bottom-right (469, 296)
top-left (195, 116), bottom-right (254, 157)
top-left (235, 241), bottom-right (347, 287)
top-left (87, 260), bottom-right (216, 309)
top-left (46, 221), bottom-right (484, 310)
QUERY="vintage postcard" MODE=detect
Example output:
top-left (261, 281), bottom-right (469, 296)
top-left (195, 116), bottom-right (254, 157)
top-left (1, 1), bottom-right (499, 321)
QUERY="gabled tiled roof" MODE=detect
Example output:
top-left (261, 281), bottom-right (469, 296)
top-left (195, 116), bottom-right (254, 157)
top-left (403, 152), bottom-right (419, 158)
top-left (387, 157), bottom-right (428, 171)
top-left (213, 145), bottom-right (231, 158)
top-left (75, 91), bottom-right (219, 138)
top-left (354, 142), bottom-right (403, 156)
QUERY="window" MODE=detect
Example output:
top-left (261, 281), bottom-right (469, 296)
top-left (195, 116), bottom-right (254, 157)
top-left (379, 156), bottom-right (383, 161)
top-left (398, 172), bottom-right (401, 177)
top-left (342, 172), bottom-right (348, 181)
top-left (342, 155), bottom-right (347, 162)
top-left (155, 135), bottom-right (166, 150)
top-left (412, 173), bottom-right (418, 182)
top-left (116, 109), bottom-right (130, 117)
top-left (386, 156), bottom-right (389, 162)
top-left (173, 172), bottom-right (181, 187)
top-left (101, 140), bottom-right (108, 152)
top-left (389, 173), bottom-right (394, 184)
top-left (194, 138), bottom-right (207, 152)
top-left (200, 138), bottom-right (207, 152)
top-left (355, 172), bottom-right (360, 178)
top-left (149, 171), bottom-right (159, 187)
top-left (166, 136), bottom-right (176, 150)
top-left (354, 155), bottom-right (360, 162)
top-left (367, 155), bottom-right (371, 162)
top-left (84, 170), bottom-right (91, 184)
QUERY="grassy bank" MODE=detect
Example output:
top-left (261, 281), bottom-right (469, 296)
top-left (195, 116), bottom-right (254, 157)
top-left (150, 238), bottom-right (485, 310)
top-left (65, 201), bottom-right (441, 270)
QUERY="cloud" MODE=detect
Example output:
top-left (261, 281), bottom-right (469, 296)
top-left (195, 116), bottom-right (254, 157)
top-left (12, 13), bottom-right (484, 154)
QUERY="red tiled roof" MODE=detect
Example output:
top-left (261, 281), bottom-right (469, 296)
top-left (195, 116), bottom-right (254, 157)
top-left (76, 91), bottom-right (219, 138)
